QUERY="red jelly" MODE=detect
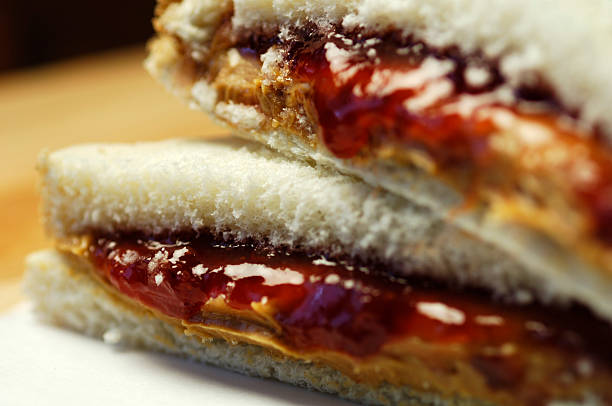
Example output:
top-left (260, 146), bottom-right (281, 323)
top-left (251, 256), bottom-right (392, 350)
top-left (295, 45), bottom-right (495, 164)
top-left (89, 233), bottom-right (612, 362)
top-left (289, 38), bottom-right (612, 244)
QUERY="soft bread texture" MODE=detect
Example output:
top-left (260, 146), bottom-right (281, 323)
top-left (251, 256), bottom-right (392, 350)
top-left (39, 138), bottom-right (612, 322)
top-left (23, 249), bottom-right (490, 406)
top-left (155, 0), bottom-right (612, 139)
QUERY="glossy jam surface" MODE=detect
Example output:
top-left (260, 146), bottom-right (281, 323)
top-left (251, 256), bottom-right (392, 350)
top-left (282, 36), bottom-right (612, 244)
top-left (89, 233), bottom-right (612, 364)
top-left (292, 43), bottom-right (496, 162)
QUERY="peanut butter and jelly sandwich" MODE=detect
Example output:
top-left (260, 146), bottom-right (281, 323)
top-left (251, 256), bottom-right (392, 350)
top-left (25, 0), bottom-right (612, 405)
top-left (26, 137), bottom-right (612, 406)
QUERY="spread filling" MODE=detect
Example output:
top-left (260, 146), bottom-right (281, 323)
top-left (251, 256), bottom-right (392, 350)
top-left (85, 232), bottom-right (612, 405)
top-left (168, 20), bottom-right (612, 260)
top-left (286, 35), bottom-right (612, 247)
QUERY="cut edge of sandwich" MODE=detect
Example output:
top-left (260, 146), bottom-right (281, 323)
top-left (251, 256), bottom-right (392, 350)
top-left (37, 138), bottom-right (612, 324)
top-left (25, 249), bottom-right (607, 406)
top-left (152, 0), bottom-right (612, 139)
top-left (29, 138), bottom-right (612, 405)
top-left (26, 249), bottom-right (489, 406)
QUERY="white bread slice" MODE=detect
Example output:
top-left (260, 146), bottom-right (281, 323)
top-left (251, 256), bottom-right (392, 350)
top-left (153, 0), bottom-right (612, 139)
top-left (25, 249), bottom-right (482, 406)
top-left (38, 138), bottom-right (612, 322)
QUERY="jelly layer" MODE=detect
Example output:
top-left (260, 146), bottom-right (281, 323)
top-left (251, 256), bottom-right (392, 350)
top-left (283, 33), bottom-right (612, 246)
top-left (89, 233), bottom-right (612, 358)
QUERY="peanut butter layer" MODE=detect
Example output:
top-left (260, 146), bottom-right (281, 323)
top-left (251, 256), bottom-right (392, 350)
top-left (74, 232), bottom-right (612, 406)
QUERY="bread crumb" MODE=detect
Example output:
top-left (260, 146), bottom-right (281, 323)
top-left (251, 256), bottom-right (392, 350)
top-left (155, 273), bottom-right (164, 286)
top-left (148, 250), bottom-right (168, 273)
top-left (102, 328), bottom-right (122, 345)
top-left (192, 264), bottom-right (208, 276)
top-left (118, 250), bottom-right (138, 266)
top-left (169, 247), bottom-right (189, 264)
top-left (465, 66), bottom-right (492, 88)
top-left (313, 257), bottom-right (337, 266)
top-left (227, 48), bottom-right (242, 68)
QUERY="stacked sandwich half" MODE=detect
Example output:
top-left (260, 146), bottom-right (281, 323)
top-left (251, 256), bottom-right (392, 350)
top-left (25, 1), bottom-right (612, 405)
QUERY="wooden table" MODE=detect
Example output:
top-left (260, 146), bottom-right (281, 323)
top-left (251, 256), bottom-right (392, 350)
top-left (0, 46), bottom-right (226, 312)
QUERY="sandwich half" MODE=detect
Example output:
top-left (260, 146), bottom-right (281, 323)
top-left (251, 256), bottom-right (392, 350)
top-left (145, 0), bottom-right (612, 325)
top-left (25, 138), bottom-right (612, 405)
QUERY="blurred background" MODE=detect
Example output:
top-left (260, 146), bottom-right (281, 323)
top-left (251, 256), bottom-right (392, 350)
top-left (0, 1), bottom-right (224, 310)
top-left (0, 1), bottom-right (155, 72)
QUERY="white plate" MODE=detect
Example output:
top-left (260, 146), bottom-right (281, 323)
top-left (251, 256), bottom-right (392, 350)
top-left (0, 304), bottom-right (352, 406)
